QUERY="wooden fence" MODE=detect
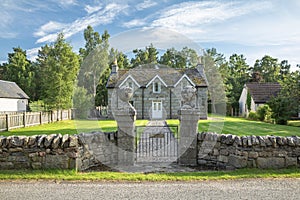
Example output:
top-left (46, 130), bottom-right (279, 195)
top-left (0, 109), bottom-right (73, 132)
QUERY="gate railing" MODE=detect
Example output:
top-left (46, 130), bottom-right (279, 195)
top-left (135, 125), bottom-right (179, 162)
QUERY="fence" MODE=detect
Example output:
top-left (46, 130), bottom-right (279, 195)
top-left (0, 109), bottom-right (73, 132)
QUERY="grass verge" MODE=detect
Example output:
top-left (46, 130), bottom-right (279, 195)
top-left (0, 168), bottom-right (300, 181)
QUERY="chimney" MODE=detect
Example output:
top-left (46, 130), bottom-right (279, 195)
top-left (196, 56), bottom-right (204, 75)
top-left (111, 58), bottom-right (118, 74)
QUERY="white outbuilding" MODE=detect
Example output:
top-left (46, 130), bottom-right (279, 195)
top-left (0, 80), bottom-right (29, 112)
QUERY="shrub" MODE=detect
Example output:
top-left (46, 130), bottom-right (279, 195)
top-left (248, 111), bottom-right (258, 120)
top-left (257, 104), bottom-right (272, 122)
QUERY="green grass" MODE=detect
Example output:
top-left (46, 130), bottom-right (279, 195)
top-left (0, 168), bottom-right (299, 181)
top-left (1, 120), bottom-right (149, 137)
top-left (166, 117), bottom-right (300, 137)
top-left (288, 120), bottom-right (300, 127)
top-left (1, 117), bottom-right (299, 137)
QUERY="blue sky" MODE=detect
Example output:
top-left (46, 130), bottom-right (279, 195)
top-left (1, 0), bottom-right (300, 70)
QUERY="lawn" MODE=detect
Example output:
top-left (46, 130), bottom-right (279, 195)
top-left (0, 119), bottom-right (148, 137)
top-left (167, 117), bottom-right (300, 137)
top-left (1, 117), bottom-right (299, 137)
top-left (0, 168), bottom-right (300, 181)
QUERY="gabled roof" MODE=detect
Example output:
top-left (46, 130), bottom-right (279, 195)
top-left (145, 75), bottom-right (168, 88)
top-left (106, 64), bottom-right (207, 88)
top-left (0, 80), bottom-right (29, 99)
top-left (246, 82), bottom-right (281, 103)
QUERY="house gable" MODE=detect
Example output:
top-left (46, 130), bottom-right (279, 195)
top-left (145, 75), bottom-right (168, 88)
top-left (118, 74), bottom-right (141, 88)
top-left (174, 74), bottom-right (195, 88)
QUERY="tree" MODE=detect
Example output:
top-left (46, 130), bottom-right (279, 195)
top-left (225, 54), bottom-right (250, 115)
top-left (37, 33), bottom-right (79, 110)
top-left (203, 48), bottom-right (227, 114)
top-left (131, 44), bottom-right (159, 67)
top-left (251, 55), bottom-right (280, 82)
top-left (268, 66), bottom-right (299, 124)
top-left (2, 47), bottom-right (36, 100)
top-left (78, 26), bottom-right (110, 107)
top-left (159, 47), bottom-right (198, 68)
top-left (109, 48), bottom-right (130, 69)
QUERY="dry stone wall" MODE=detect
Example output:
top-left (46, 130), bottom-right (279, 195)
top-left (0, 134), bottom-right (79, 170)
top-left (1, 131), bottom-right (300, 171)
top-left (198, 132), bottom-right (300, 169)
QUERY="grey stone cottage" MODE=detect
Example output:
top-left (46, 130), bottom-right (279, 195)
top-left (106, 62), bottom-right (208, 119)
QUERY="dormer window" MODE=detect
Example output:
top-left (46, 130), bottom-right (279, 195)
top-left (153, 82), bottom-right (161, 93)
top-left (128, 81), bottom-right (133, 88)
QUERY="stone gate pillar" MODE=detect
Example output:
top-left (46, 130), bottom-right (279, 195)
top-left (178, 86), bottom-right (200, 165)
top-left (114, 86), bottom-right (136, 166)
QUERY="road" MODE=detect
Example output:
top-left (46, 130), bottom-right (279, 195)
top-left (1, 179), bottom-right (299, 200)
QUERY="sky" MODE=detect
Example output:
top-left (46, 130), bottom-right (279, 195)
top-left (1, 0), bottom-right (300, 70)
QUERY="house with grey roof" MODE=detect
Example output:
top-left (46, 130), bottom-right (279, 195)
top-left (0, 80), bottom-right (29, 112)
top-left (106, 62), bottom-right (208, 119)
top-left (239, 82), bottom-right (281, 116)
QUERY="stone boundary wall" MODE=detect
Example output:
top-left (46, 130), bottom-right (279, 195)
top-left (1, 132), bottom-right (300, 171)
top-left (198, 132), bottom-right (300, 169)
top-left (77, 132), bottom-right (118, 171)
top-left (0, 134), bottom-right (79, 170)
top-left (0, 132), bottom-right (118, 171)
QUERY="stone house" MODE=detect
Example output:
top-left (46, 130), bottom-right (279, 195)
top-left (0, 80), bottom-right (29, 112)
top-left (106, 63), bottom-right (208, 119)
top-left (239, 82), bottom-right (281, 116)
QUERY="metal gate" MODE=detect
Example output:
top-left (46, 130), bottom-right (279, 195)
top-left (135, 125), bottom-right (179, 163)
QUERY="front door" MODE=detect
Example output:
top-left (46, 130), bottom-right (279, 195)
top-left (152, 100), bottom-right (162, 119)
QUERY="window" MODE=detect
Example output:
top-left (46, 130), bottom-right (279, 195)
top-left (127, 81), bottom-right (133, 88)
top-left (153, 82), bottom-right (161, 93)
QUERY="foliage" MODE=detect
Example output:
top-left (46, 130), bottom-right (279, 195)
top-left (256, 104), bottom-right (272, 122)
top-left (78, 26), bottom-right (110, 107)
top-left (268, 95), bottom-right (294, 125)
top-left (73, 86), bottom-right (93, 119)
top-left (130, 44), bottom-right (159, 67)
top-left (203, 48), bottom-right (227, 114)
top-left (225, 54), bottom-right (250, 111)
top-left (37, 33), bottom-right (80, 110)
top-left (246, 89), bottom-right (252, 111)
top-left (268, 67), bottom-right (300, 125)
top-left (247, 111), bottom-right (258, 120)
top-left (159, 47), bottom-right (198, 68)
top-left (251, 55), bottom-right (290, 83)
top-left (2, 47), bottom-right (37, 100)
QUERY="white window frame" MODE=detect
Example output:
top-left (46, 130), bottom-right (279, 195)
top-left (153, 81), bottom-right (161, 93)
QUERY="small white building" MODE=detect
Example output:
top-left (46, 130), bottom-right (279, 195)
top-left (0, 80), bottom-right (29, 112)
top-left (239, 82), bottom-right (281, 116)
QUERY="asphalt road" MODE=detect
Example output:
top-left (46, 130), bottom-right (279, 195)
top-left (1, 179), bottom-right (299, 200)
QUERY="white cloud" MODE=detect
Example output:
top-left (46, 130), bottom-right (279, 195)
top-left (34, 21), bottom-right (67, 37)
top-left (151, 1), bottom-right (271, 31)
top-left (54, 0), bottom-right (77, 7)
top-left (27, 47), bottom-right (41, 61)
top-left (136, 0), bottom-right (157, 11)
top-left (35, 3), bottom-right (127, 43)
top-left (123, 19), bottom-right (146, 28)
top-left (85, 4), bottom-right (102, 14)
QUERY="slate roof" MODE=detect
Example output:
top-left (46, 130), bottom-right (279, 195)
top-left (246, 82), bottom-right (281, 103)
top-left (106, 64), bottom-right (207, 88)
top-left (0, 80), bottom-right (29, 99)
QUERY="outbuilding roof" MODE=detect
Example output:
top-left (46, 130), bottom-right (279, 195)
top-left (246, 82), bottom-right (281, 103)
top-left (0, 80), bottom-right (29, 99)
